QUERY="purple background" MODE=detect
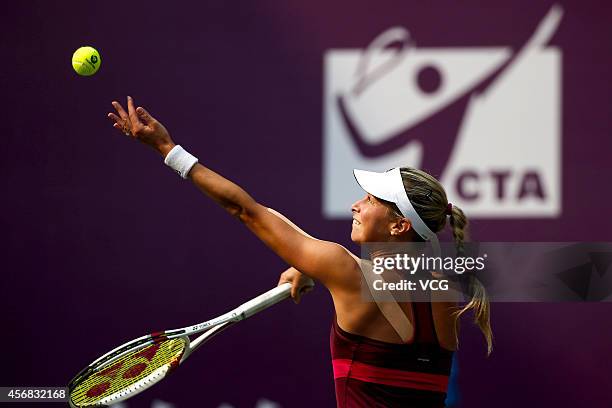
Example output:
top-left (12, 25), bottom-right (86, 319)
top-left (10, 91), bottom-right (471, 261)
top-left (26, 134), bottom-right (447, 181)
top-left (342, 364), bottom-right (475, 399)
top-left (1, 1), bottom-right (611, 407)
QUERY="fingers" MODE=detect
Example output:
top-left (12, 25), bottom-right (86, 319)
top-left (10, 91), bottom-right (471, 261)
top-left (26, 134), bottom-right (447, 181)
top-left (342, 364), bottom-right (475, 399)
top-left (277, 268), bottom-right (312, 304)
top-left (291, 281), bottom-right (299, 303)
top-left (277, 276), bottom-right (299, 303)
top-left (278, 270), bottom-right (290, 286)
top-left (111, 101), bottom-right (128, 119)
top-left (107, 112), bottom-right (132, 136)
top-left (136, 106), bottom-right (156, 125)
top-left (110, 99), bottom-right (134, 136)
top-left (127, 96), bottom-right (142, 127)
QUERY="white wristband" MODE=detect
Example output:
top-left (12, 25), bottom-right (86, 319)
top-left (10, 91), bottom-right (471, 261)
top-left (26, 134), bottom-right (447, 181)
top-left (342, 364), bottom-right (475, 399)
top-left (164, 145), bottom-right (198, 179)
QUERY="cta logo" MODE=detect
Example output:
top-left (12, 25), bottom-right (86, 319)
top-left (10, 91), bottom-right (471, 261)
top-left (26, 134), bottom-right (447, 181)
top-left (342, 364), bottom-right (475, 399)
top-left (323, 5), bottom-right (563, 218)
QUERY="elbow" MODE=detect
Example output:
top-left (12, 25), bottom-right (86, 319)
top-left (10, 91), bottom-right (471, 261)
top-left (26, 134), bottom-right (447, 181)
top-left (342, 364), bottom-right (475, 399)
top-left (231, 202), bottom-right (260, 225)
top-left (224, 203), bottom-right (248, 222)
top-left (222, 190), bottom-right (260, 223)
top-left (227, 205), bottom-right (243, 219)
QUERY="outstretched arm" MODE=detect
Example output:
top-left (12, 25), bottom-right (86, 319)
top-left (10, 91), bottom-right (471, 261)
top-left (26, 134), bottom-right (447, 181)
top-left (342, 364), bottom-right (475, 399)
top-left (108, 97), bottom-right (360, 291)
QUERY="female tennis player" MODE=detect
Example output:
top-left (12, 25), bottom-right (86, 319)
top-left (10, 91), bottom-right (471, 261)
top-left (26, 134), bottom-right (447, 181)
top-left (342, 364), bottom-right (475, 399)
top-left (108, 96), bottom-right (492, 408)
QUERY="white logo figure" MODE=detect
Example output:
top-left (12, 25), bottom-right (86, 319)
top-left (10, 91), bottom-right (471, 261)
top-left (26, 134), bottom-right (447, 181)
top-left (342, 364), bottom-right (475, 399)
top-left (324, 5), bottom-right (563, 218)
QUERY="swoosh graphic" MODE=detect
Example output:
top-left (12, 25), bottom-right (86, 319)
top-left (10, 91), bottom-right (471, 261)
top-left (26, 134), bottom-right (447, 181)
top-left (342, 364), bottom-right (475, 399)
top-left (337, 5), bottom-right (563, 179)
top-left (337, 92), bottom-right (468, 179)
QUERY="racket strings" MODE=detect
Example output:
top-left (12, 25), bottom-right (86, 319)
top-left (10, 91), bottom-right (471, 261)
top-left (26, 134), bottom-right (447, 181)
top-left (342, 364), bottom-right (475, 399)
top-left (69, 338), bottom-right (186, 407)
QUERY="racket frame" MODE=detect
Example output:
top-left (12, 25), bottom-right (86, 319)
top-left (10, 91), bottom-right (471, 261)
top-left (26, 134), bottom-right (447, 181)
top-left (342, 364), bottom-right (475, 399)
top-left (68, 283), bottom-right (292, 407)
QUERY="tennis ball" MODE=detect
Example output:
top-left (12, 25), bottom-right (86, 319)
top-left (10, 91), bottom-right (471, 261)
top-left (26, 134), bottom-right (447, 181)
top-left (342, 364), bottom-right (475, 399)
top-left (72, 46), bottom-right (101, 76)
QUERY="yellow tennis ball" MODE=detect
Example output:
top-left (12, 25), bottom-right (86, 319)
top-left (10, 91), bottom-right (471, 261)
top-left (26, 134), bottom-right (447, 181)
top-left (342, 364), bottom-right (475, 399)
top-left (72, 46), bottom-right (101, 76)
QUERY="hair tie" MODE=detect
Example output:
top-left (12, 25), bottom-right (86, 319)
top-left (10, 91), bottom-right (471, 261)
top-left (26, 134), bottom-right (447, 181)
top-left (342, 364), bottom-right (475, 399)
top-left (445, 202), bottom-right (453, 216)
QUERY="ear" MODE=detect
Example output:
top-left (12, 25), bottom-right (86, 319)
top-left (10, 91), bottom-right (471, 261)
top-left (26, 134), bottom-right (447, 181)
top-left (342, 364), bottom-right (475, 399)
top-left (390, 218), bottom-right (412, 236)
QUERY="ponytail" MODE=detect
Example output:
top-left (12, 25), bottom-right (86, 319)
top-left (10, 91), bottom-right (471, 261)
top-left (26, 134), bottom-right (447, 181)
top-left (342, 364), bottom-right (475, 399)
top-left (449, 205), bottom-right (493, 356)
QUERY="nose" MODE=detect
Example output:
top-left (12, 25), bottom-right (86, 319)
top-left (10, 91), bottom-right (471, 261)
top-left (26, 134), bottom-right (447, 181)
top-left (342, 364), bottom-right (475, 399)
top-left (351, 195), bottom-right (366, 214)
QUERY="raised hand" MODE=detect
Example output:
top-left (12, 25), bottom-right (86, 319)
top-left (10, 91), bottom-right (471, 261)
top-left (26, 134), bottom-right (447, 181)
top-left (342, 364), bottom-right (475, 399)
top-left (108, 96), bottom-right (175, 157)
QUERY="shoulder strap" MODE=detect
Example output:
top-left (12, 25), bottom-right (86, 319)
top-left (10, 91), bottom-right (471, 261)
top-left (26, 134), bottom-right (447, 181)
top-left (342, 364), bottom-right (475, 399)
top-left (343, 249), bottom-right (413, 342)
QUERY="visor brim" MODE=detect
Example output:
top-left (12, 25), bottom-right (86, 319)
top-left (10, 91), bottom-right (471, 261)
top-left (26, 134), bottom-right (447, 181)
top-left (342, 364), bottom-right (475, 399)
top-left (353, 169), bottom-right (400, 203)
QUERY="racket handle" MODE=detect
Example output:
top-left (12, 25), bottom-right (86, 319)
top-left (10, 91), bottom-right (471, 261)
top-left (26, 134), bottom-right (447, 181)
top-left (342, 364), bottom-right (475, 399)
top-left (235, 282), bottom-right (292, 320)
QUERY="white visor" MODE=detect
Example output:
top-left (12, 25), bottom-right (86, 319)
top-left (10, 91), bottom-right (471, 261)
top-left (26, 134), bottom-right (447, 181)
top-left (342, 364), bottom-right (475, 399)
top-left (353, 168), bottom-right (440, 255)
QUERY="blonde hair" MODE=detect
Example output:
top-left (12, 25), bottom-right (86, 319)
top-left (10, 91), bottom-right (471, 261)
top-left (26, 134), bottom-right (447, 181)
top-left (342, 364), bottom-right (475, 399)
top-left (389, 167), bottom-right (493, 355)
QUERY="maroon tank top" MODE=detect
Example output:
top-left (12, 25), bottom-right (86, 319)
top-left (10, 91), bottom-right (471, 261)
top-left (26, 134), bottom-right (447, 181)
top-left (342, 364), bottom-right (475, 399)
top-left (330, 300), bottom-right (453, 408)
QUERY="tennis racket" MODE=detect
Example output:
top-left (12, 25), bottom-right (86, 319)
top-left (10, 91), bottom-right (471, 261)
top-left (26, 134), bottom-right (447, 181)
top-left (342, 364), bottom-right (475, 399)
top-left (68, 282), bottom-right (293, 407)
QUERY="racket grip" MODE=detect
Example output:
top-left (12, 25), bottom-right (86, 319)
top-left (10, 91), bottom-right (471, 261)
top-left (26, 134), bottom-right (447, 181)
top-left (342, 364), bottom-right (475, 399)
top-left (236, 282), bottom-right (292, 320)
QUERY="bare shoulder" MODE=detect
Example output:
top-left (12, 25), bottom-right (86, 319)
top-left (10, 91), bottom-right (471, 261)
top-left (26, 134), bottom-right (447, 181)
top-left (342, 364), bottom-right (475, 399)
top-left (320, 242), bottom-right (363, 292)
